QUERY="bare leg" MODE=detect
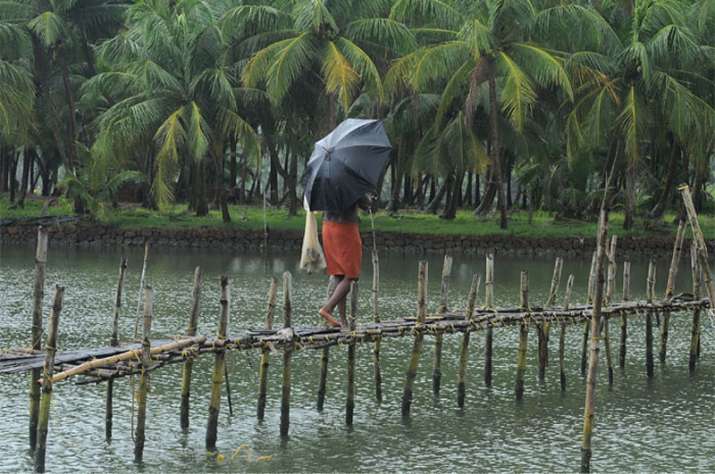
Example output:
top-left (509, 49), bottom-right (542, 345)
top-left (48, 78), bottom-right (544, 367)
top-left (323, 277), bottom-right (351, 314)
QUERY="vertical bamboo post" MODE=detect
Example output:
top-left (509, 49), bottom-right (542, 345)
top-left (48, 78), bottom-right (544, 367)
top-left (206, 277), bottom-right (230, 452)
top-left (484, 253), bottom-right (494, 387)
top-left (180, 267), bottom-right (203, 432)
top-left (433, 254), bottom-right (452, 397)
top-left (538, 257), bottom-right (562, 382)
top-left (645, 262), bottom-right (655, 378)
top-left (603, 236), bottom-right (617, 386)
top-left (401, 261), bottom-right (428, 417)
top-left (582, 251), bottom-right (597, 377)
top-left (106, 256), bottom-right (128, 443)
top-left (257, 277), bottom-right (277, 421)
top-left (133, 241), bottom-right (150, 339)
top-left (660, 220), bottom-right (686, 363)
top-left (280, 272), bottom-right (293, 437)
top-left (317, 276), bottom-right (338, 412)
top-left (580, 209), bottom-right (609, 473)
top-left (619, 259), bottom-right (631, 369)
top-left (457, 274), bottom-right (480, 408)
top-left (34, 285), bottom-right (63, 474)
top-left (560, 274), bottom-right (575, 391)
top-left (689, 242), bottom-right (701, 373)
top-left (680, 185), bottom-right (715, 317)
top-left (515, 271), bottom-right (529, 401)
top-left (29, 227), bottom-right (48, 451)
top-left (134, 287), bottom-right (153, 464)
top-left (371, 249), bottom-right (382, 403)
top-left (346, 282), bottom-right (358, 425)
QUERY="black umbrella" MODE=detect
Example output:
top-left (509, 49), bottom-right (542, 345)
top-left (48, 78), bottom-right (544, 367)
top-left (303, 119), bottom-right (392, 212)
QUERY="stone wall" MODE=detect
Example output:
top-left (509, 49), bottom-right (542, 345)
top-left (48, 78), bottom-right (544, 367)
top-left (1, 221), bottom-right (706, 258)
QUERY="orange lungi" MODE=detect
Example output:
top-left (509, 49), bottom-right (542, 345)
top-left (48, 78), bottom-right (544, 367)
top-left (322, 220), bottom-right (362, 279)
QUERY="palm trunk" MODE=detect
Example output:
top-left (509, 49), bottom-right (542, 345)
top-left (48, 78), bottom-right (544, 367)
top-left (475, 167), bottom-right (497, 215)
top-left (287, 151), bottom-right (298, 216)
top-left (487, 73), bottom-right (508, 229)
top-left (427, 178), bottom-right (447, 214)
top-left (650, 143), bottom-right (679, 218)
top-left (623, 158), bottom-right (636, 229)
top-left (9, 155), bottom-right (17, 202)
top-left (18, 150), bottom-right (31, 207)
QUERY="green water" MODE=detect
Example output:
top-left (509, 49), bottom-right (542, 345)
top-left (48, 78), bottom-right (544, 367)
top-left (1, 244), bottom-right (714, 472)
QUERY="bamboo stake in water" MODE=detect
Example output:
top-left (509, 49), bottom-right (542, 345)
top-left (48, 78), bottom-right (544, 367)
top-left (645, 262), bottom-right (656, 378)
top-left (134, 287), bottom-right (153, 464)
top-left (106, 256), bottom-right (128, 443)
top-left (29, 227), bottom-right (48, 451)
top-left (580, 209), bottom-right (609, 473)
top-left (515, 271), bottom-right (529, 401)
top-left (619, 259), bottom-right (631, 368)
top-left (206, 277), bottom-right (230, 452)
top-left (180, 267), bottom-right (203, 432)
top-left (603, 236), bottom-right (617, 385)
top-left (560, 274), bottom-right (575, 391)
top-left (582, 251), bottom-right (597, 377)
top-left (280, 272), bottom-right (293, 437)
top-left (257, 277), bottom-right (277, 421)
top-left (660, 220), bottom-right (686, 364)
top-left (484, 253), bottom-right (494, 387)
top-left (457, 274), bottom-right (480, 408)
top-left (433, 254), bottom-right (452, 397)
top-left (133, 241), bottom-right (150, 338)
top-left (538, 257), bottom-right (563, 382)
top-left (371, 249), bottom-right (382, 403)
top-left (689, 241), bottom-right (701, 373)
top-left (402, 261), bottom-right (428, 417)
top-left (34, 285), bottom-right (63, 474)
top-left (317, 276), bottom-right (338, 412)
top-left (346, 282), bottom-right (358, 425)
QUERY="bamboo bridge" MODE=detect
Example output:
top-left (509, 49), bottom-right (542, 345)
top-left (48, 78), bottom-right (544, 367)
top-left (2, 185), bottom-right (714, 473)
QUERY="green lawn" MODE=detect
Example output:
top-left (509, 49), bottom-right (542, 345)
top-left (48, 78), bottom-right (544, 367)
top-left (1, 195), bottom-right (710, 239)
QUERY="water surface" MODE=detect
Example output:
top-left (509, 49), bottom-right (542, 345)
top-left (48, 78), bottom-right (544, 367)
top-left (1, 245), bottom-right (713, 472)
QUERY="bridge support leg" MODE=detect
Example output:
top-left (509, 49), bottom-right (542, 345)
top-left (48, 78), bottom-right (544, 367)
top-left (515, 271), bottom-right (529, 401)
top-left (34, 285), bottom-right (64, 474)
top-left (402, 261), bottom-right (428, 417)
top-left (29, 227), bottom-right (48, 452)
top-left (180, 267), bottom-right (203, 432)
top-left (206, 277), bottom-right (230, 452)
top-left (346, 282), bottom-right (358, 426)
top-left (134, 287), bottom-right (153, 464)
top-left (645, 262), bottom-right (656, 379)
top-left (280, 272), bottom-right (293, 438)
top-left (257, 277), bottom-right (277, 421)
top-left (457, 274), bottom-right (480, 408)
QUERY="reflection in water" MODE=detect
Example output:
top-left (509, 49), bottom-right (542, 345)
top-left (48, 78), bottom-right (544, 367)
top-left (0, 244), bottom-right (714, 472)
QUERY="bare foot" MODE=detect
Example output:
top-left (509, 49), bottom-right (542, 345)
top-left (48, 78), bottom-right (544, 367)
top-left (319, 308), bottom-right (341, 328)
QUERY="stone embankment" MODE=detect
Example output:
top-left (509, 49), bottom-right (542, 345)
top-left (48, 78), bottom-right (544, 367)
top-left (1, 220), bottom-right (704, 257)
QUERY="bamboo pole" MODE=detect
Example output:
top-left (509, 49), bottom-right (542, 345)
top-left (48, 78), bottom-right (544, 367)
top-left (689, 241), bottom-right (701, 373)
top-left (317, 276), bottom-right (338, 412)
top-left (106, 256), bottom-right (128, 443)
top-left (133, 241), bottom-right (150, 338)
top-left (371, 249), bottom-right (382, 403)
top-left (206, 277), bottom-right (230, 452)
top-left (134, 287), bottom-right (153, 464)
top-left (433, 254), bottom-right (452, 397)
top-left (679, 185), bottom-right (715, 311)
top-left (658, 220), bottom-right (686, 364)
top-left (603, 236), bottom-right (617, 385)
top-left (346, 282), bottom-right (358, 425)
top-left (538, 257), bottom-right (563, 382)
top-left (49, 336), bottom-right (206, 384)
top-left (484, 253), bottom-right (494, 387)
top-left (619, 259), bottom-right (631, 369)
top-left (257, 277), bottom-right (277, 421)
top-left (645, 262), bottom-right (655, 378)
top-left (280, 272), bottom-right (293, 437)
top-left (29, 227), bottom-right (48, 451)
top-left (34, 285), bottom-right (63, 474)
top-left (580, 209), bottom-right (609, 473)
top-left (560, 274), bottom-right (574, 391)
top-left (515, 271), bottom-right (529, 401)
top-left (582, 251), bottom-right (597, 377)
top-left (180, 267), bottom-right (203, 432)
top-left (457, 274), bottom-right (480, 408)
top-left (401, 261), bottom-right (428, 417)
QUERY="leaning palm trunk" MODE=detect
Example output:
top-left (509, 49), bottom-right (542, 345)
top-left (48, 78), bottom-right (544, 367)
top-left (487, 73), bottom-right (507, 229)
top-left (623, 160), bottom-right (636, 229)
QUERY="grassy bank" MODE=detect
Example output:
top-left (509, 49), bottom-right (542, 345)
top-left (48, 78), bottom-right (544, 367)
top-left (1, 196), bottom-right (710, 239)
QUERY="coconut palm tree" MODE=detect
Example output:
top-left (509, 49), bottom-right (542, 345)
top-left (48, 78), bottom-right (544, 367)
top-left (86, 0), bottom-right (260, 216)
top-left (389, 0), bottom-right (577, 229)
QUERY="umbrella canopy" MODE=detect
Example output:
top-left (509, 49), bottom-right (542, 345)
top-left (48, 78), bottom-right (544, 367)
top-left (303, 119), bottom-right (392, 212)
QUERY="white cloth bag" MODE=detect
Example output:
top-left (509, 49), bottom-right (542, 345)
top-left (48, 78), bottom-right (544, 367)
top-left (299, 198), bottom-right (326, 273)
